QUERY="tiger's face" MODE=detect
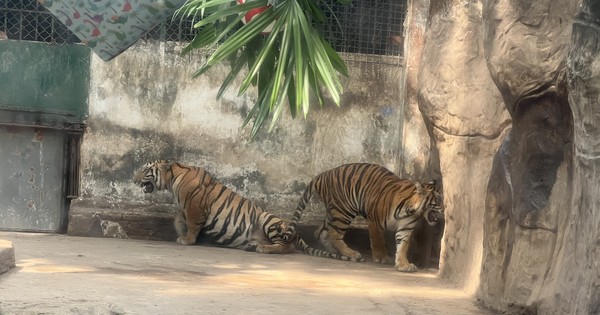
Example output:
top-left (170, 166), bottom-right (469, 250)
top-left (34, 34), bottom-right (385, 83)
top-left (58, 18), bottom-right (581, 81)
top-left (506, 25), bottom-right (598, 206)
top-left (421, 181), bottom-right (443, 226)
top-left (267, 220), bottom-right (293, 244)
top-left (133, 160), bottom-right (171, 193)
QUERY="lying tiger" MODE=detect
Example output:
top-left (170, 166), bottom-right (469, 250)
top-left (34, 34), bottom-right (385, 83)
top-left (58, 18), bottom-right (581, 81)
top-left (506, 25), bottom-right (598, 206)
top-left (133, 160), bottom-right (362, 262)
top-left (285, 163), bottom-right (443, 272)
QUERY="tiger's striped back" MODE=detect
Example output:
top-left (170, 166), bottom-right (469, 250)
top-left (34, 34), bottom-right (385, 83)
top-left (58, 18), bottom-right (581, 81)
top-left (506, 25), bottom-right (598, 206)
top-left (288, 163), bottom-right (441, 233)
top-left (194, 179), bottom-right (274, 247)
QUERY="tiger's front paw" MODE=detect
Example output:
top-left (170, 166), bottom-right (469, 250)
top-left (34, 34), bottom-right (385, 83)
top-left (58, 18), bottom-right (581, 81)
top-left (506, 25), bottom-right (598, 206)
top-left (176, 236), bottom-right (195, 245)
top-left (339, 250), bottom-right (363, 261)
top-left (395, 262), bottom-right (417, 273)
top-left (372, 252), bottom-right (393, 264)
top-left (245, 241), bottom-right (259, 252)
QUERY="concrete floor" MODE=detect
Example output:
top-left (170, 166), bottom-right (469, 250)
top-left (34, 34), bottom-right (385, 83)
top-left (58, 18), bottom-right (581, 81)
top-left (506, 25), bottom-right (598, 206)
top-left (0, 232), bottom-right (490, 315)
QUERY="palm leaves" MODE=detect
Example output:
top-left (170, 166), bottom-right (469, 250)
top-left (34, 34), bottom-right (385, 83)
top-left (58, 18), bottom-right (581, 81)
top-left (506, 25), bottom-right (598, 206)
top-left (176, 0), bottom-right (349, 138)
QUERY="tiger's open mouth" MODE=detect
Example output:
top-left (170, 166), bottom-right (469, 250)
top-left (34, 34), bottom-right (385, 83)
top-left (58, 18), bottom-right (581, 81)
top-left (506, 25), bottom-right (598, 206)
top-left (141, 181), bottom-right (154, 194)
top-left (426, 211), bottom-right (443, 226)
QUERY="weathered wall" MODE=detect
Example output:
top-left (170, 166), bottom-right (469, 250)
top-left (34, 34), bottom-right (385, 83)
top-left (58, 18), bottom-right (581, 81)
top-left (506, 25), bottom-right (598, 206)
top-left (73, 41), bottom-right (404, 227)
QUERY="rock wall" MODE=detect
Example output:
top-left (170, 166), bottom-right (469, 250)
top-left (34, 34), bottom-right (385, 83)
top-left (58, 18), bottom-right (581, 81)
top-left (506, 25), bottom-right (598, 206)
top-left (406, 0), bottom-right (600, 312)
top-left (479, 0), bottom-right (580, 313)
top-left (400, 0), bottom-right (434, 179)
top-left (547, 1), bottom-right (600, 313)
top-left (420, 0), bottom-right (512, 293)
top-left (74, 40), bottom-right (404, 227)
top-left (405, 0), bottom-right (510, 292)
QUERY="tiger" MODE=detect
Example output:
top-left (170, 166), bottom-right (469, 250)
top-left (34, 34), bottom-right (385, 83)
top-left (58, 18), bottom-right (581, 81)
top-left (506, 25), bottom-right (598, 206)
top-left (285, 163), bottom-right (443, 272)
top-left (133, 160), bottom-right (363, 262)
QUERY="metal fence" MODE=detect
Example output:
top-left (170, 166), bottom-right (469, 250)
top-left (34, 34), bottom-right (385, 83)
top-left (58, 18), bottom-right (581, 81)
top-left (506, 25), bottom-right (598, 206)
top-left (316, 0), bottom-right (405, 57)
top-left (0, 0), bottom-right (79, 44)
top-left (1, 0), bottom-right (405, 58)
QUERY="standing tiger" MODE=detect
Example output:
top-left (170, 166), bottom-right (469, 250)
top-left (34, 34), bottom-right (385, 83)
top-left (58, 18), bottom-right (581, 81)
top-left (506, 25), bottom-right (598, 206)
top-left (285, 163), bottom-right (443, 272)
top-left (133, 160), bottom-right (362, 262)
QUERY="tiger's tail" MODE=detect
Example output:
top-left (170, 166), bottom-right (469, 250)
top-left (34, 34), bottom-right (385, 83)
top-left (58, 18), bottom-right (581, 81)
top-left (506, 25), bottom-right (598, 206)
top-left (294, 235), bottom-right (365, 262)
top-left (284, 179), bottom-right (316, 241)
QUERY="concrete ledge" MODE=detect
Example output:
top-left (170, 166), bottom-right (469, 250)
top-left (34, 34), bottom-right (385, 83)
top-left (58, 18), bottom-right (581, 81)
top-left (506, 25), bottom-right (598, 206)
top-left (67, 205), bottom-right (440, 268)
top-left (67, 204), bottom-right (370, 249)
top-left (68, 205), bottom-right (178, 241)
top-left (0, 239), bottom-right (16, 275)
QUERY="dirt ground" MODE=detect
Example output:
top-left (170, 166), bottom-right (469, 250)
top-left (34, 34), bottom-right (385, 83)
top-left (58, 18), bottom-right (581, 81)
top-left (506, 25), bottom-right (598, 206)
top-left (0, 232), bottom-right (490, 315)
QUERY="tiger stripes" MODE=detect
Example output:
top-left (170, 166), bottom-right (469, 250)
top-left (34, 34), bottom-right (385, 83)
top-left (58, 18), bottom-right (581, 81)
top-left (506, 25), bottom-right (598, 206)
top-left (134, 160), bottom-right (363, 262)
top-left (286, 163), bottom-right (443, 272)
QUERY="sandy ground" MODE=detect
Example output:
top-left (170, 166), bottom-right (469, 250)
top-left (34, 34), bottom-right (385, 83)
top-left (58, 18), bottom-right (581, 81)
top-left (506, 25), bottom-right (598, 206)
top-left (0, 232), bottom-right (490, 315)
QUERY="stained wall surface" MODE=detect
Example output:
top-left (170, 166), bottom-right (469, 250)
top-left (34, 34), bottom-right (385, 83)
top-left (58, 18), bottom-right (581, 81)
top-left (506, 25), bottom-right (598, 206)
top-left (75, 41), bottom-right (404, 226)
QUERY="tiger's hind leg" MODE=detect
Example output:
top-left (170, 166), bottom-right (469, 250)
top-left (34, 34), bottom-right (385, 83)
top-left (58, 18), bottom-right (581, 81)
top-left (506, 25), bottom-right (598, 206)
top-left (314, 223), bottom-right (336, 253)
top-left (321, 210), bottom-right (362, 260)
top-left (174, 211), bottom-right (187, 238)
top-left (368, 221), bottom-right (393, 264)
top-left (324, 214), bottom-right (362, 260)
top-left (326, 228), bottom-right (362, 260)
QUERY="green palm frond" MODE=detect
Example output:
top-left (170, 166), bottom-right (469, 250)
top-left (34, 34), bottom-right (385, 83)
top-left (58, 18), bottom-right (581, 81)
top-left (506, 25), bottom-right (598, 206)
top-left (176, 0), bottom-right (349, 139)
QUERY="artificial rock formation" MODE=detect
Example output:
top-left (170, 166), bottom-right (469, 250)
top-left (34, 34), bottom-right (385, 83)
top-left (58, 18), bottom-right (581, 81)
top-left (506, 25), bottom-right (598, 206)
top-left (405, 0), bottom-right (600, 313)
top-left (559, 1), bottom-right (600, 313)
top-left (480, 0), bottom-right (581, 313)
top-left (410, 0), bottom-right (510, 291)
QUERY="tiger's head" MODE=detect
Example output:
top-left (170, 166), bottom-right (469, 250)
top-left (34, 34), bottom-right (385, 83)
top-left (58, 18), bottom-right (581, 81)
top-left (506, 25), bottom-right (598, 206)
top-left (420, 180), bottom-right (443, 226)
top-left (268, 220), bottom-right (292, 244)
top-left (133, 160), bottom-right (172, 194)
top-left (397, 180), bottom-right (443, 225)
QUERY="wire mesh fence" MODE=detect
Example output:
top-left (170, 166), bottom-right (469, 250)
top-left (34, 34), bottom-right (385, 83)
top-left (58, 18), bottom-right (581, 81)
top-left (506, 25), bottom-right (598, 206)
top-left (1, 0), bottom-right (405, 60)
top-left (316, 0), bottom-right (405, 57)
top-left (141, 15), bottom-right (198, 42)
top-left (0, 0), bottom-right (80, 44)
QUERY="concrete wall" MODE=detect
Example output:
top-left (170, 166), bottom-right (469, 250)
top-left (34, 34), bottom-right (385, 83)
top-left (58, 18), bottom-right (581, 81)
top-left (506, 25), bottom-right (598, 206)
top-left (73, 40), bottom-right (404, 226)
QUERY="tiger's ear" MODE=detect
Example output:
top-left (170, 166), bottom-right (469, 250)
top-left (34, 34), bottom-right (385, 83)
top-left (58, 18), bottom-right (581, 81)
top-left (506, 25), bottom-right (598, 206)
top-left (157, 160), bottom-right (171, 172)
top-left (414, 181), bottom-right (423, 194)
top-left (423, 180), bottom-right (437, 192)
top-left (164, 159), bottom-right (175, 168)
